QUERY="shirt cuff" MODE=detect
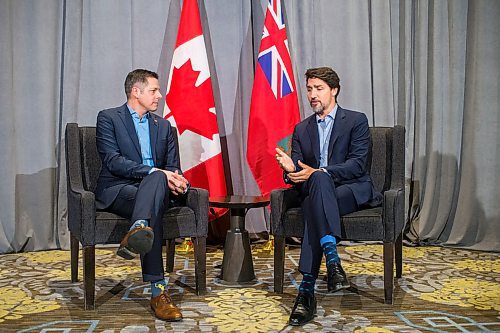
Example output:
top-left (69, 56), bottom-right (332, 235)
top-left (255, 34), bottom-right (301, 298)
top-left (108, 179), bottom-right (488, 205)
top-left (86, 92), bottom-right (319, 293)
top-left (319, 168), bottom-right (332, 178)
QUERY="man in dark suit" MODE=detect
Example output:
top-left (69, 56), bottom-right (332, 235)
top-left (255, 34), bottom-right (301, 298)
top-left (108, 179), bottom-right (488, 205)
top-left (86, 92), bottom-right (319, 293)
top-left (95, 69), bottom-right (189, 321)
top-left (275, 67), bottom-right (381, 326)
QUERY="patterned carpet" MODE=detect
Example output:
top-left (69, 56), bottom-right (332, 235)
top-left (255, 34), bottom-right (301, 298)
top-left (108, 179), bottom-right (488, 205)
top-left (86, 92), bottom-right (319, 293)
top-left (0, 242), bottom-right (498, 332)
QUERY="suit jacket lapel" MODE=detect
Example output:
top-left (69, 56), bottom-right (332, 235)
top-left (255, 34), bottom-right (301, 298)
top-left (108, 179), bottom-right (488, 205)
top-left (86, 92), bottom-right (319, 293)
top-left (306, 116), bottom-right (320, 167)
top-left (148, 113), bottom-right (159, 166)
top-left (328, 106), bottom-right (346, 160)
top-left (118, 104), bottom-right (141, 157)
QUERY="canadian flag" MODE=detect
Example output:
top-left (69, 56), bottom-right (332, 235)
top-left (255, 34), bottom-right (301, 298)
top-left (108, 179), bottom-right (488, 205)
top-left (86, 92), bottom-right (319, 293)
top-left (163, 0), bottom-right (227, 218)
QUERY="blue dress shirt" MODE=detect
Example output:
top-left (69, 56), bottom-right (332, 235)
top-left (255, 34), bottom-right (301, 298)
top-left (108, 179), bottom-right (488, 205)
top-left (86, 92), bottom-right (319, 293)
top-left (316, 104), bottom-right (338, 167)
top-left (127, 105), bottom-right (154, 168)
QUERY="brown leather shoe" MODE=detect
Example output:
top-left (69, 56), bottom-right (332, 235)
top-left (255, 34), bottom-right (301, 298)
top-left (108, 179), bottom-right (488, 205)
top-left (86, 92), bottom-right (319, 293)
top-left (116, 225), bottom-right (154, 260)
top-left (150, 291), bottom-right (183, 321)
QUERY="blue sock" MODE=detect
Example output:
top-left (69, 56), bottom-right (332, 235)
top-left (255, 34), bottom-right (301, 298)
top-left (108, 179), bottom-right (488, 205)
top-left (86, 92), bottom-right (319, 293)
top-left (320, 234), bottom-right (340, 266)
top-left (129, 219), bottom-right (149, 232)
top-left (151, 279), bottom-right (167, 297)
top-left (298, 273), bottom-right (316, 295)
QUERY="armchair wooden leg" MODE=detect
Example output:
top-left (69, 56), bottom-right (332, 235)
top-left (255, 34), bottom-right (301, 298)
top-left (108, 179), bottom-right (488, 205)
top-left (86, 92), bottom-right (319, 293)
top-left (383, 242), bottom-right (394, 304)
top-left (70, 233), bottom-right (79, 283)
top-left (274, 236), bottom-right (286, 293)
top-left (82, 245), bottom-right (95, 310)
top-left (193, 236), bottom-right (207, 295)
top-left (165, 239), bottom-right (175, 273)
top-left (395, 232), bottom-right (403, 278)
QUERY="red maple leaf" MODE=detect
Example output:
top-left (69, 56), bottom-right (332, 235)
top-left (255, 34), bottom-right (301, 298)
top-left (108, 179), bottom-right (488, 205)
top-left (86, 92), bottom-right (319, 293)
top-left (165, 59), bottom-right (218, 140)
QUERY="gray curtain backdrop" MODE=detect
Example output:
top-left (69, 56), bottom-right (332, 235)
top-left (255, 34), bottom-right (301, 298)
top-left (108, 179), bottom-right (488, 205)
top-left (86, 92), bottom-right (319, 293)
top-left (406, 0), bottom-right (500, 250)
top-left (0, 0), bottom-right (498, 253)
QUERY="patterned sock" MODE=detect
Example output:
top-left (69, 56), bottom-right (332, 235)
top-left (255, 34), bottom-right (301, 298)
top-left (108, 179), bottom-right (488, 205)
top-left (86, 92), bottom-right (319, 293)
top-left (151, 279), bottom-right (167, 297)
top-left (320, 234), bottom-right (340, 266)
top-left (129, 219), bottom-right (149, 232)
top-left (298, 273), bottom-right (316, 295)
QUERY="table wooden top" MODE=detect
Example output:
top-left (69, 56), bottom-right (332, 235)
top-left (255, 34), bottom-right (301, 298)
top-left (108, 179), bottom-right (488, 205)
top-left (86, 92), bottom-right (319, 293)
top-left (209, 195), bottom-right (270, 209)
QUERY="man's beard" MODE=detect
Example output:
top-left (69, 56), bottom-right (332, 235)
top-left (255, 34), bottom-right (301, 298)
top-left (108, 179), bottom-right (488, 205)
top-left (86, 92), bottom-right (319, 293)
top-left (311, 103), bottom-right (325, 115)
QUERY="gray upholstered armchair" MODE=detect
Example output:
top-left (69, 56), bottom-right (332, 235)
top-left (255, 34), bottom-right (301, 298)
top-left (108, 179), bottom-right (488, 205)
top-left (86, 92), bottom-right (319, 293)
top-left (270, 125), bottom-right (405, 304)
top-left (65, 123), bottom-right (208, 310)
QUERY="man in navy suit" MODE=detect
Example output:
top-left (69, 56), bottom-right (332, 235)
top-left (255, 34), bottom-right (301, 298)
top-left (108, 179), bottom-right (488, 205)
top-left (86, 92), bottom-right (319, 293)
top-left (95, 69), bottom-right (188, 321)
top-left (275, 67), bottom-right (382, 326)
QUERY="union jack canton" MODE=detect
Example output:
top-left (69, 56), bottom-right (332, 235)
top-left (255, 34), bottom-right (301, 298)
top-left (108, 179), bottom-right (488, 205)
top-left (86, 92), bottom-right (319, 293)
top-left (257, 0), bottom-right (295, 99)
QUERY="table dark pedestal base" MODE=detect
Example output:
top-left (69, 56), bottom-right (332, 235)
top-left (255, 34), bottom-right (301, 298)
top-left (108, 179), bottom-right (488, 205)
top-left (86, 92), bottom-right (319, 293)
top-left (209, 196), bottom-right (270, 283)
top-left (221, 208), bottom-right (255, 282)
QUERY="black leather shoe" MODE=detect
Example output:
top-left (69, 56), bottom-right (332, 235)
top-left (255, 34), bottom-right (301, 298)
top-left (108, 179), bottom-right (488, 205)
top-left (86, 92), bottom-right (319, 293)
top-left (288, 293), bottom-right (316, 326)
top-left (327, 262), bottom-right (350, 292)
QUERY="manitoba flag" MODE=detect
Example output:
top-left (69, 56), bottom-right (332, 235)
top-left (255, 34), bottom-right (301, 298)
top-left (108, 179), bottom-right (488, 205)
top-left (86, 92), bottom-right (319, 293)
top-left (247, 0), bottom-right (300, 197)
top-left (163, 0), bottom-right (227, 218)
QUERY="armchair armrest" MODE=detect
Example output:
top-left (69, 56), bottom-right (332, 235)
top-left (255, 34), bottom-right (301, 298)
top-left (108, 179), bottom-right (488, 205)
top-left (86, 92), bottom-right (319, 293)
top-left (381, 125), bottom-right (405, 242)
top-left (382, 188), bottom-right (405, 242)
top-left (185, 187), bottom-right (209, 237)
top-left (270, 188), bottom-right (301, 236)
top-left (65, 122), bottom-right (96, 246)
top-left (67, 184), bottom-right (96, 246)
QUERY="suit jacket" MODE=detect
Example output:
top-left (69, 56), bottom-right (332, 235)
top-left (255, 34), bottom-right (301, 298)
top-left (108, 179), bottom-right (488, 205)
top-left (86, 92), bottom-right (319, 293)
top-left (289, 106), bottom-right (382, 206)
top-left (94, 103), bottom-right (181, 210)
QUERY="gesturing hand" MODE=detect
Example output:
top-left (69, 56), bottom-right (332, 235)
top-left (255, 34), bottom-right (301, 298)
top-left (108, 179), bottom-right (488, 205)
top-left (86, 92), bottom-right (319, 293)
top-left (287, 160), bottom-right (319, 183)
top-left (275, 148), bottom-right (295, 173)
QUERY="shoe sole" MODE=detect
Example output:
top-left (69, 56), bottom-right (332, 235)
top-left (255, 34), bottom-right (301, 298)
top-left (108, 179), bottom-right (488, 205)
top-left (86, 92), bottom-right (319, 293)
top-left (127, 228), bottom-right (154, 253)
top-left (156, 315), bottom-right (183, 322)
top-left (289, 315), bottom-right (316, 326)
top-left (328, 282), bottom-right (350, 293)
top-left (116, 228), bottom-right (154, 260)
top-left (117, 246), bottom-right (136, 260)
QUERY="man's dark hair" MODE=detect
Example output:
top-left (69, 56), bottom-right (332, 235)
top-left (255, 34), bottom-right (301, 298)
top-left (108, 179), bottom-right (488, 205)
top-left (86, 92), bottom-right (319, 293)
top-left (305, 67), bottom-right (341, 99)
top-left (124, 69), bottom-right (159, 98)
